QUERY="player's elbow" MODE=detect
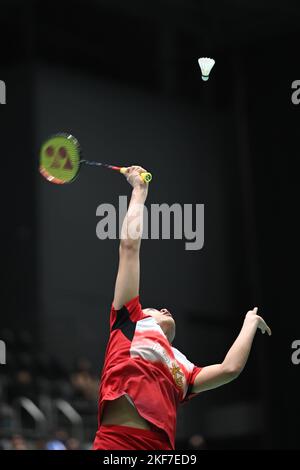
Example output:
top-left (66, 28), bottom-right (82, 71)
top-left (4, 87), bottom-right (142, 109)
top-left (120, 239), bottom-right (140, 253)
top-left (221, 363), bottom-right (242, 382)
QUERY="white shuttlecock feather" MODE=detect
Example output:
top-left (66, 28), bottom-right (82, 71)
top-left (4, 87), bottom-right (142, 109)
top-left (198, 57), bottom-right (215, 81)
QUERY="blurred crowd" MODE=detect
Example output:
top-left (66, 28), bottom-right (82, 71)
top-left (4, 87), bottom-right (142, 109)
top-left (0, 328), bottom-right (98, 450)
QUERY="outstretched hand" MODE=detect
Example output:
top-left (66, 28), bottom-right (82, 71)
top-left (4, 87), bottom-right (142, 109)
top-left (246, 307), bottom-right (272, 336)
top-left (124, 165), bottom-right (149, 190)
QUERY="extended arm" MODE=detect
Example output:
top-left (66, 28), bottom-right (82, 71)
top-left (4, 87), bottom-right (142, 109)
top-left (113, 166), bottom-right (149, 310)
top-left (192, 308), bottom-right (271, 393)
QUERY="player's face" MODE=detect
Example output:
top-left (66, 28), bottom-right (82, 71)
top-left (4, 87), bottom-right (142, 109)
top-left (142, 308), bottom-right (176, 343)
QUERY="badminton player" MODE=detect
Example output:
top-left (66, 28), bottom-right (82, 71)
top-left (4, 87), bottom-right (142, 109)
top-left (93, 165), bottom-right (271, 450)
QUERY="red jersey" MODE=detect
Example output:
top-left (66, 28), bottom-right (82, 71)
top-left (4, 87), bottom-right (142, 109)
top-left (95, 296), bottom-right (202, 449)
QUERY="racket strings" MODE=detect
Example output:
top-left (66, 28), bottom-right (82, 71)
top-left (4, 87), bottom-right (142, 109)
top-left (40, 134), bottom-right (80, 183)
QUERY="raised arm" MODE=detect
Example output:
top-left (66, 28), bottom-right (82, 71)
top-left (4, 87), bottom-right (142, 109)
top-left (113, 166), bottom-right (149, 310)
top-left (192, 308), bottom-right (271, 393)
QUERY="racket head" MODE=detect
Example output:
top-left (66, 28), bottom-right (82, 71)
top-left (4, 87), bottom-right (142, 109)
top-left (39, 133), bottom-right (81, 184)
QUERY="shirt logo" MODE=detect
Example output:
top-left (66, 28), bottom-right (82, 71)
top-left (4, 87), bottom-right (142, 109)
top-left (170, 362), bottom-right (184, 388)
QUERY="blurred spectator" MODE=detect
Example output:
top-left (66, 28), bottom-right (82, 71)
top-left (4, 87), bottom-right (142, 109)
top-left (74, 358), bottom-right (93, 374)
top-left (45, 439), bottom-right (66, 450)
top-left (54, 429), bottom-right (69, 445)
top-left (7, 369), bottom-right (37, 404)
top-left (70, 370), bottom-right (98, 402)
top-left (35, 438), bottom-right (47, 450)
top-left (66, 437), bottom-right (81, 450)
top-left (188, 434), bottom-right (207, 450)
top-left (11, 434), bottom-right (29, 450)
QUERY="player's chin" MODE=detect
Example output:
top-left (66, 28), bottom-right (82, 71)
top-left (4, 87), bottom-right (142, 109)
top-left (162, 314), bottom-right (175, 325)
top-left (164, 317), bottom-right (176, 340)
top-left (167, 316), bottom-right (175, 326)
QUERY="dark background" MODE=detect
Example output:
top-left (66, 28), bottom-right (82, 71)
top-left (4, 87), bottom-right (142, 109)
top-left (0, 0), bottom-right (298, 450)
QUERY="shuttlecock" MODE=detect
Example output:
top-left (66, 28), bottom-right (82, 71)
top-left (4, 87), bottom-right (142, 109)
top-left (198, 57), bottom-right (215, 81)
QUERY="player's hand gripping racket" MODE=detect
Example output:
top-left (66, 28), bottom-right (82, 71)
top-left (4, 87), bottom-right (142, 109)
top-left (39, 133), bottom-right (152, 185)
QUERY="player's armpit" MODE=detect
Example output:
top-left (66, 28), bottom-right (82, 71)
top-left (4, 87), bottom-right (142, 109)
top-left (191, 363), bottom-right (239, 394)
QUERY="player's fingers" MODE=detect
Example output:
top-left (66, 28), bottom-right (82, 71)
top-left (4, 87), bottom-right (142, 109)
top-left (126, 166), bottom-right (135, 174)
top-left (260, 319), bottom-right (271, 336)
top-left (125, 166), bottom-right (141, 175)
top-left (132, 165), bottom-right (147, 174)
top-left (124, 166), bottom-right (139, 179)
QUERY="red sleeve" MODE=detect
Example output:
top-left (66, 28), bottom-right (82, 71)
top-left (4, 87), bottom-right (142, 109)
top-left (109, 295), bottom-right (144, 330)
top-left (183, 365), bottom-right (203, 403)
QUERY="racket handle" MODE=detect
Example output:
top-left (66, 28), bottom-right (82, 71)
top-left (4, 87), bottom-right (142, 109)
top-left (120, 167), bottom-right (152, 183)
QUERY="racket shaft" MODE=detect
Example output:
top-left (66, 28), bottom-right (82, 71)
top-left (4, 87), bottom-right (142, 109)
top-left (81, 160), bottom-right (152, 183)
